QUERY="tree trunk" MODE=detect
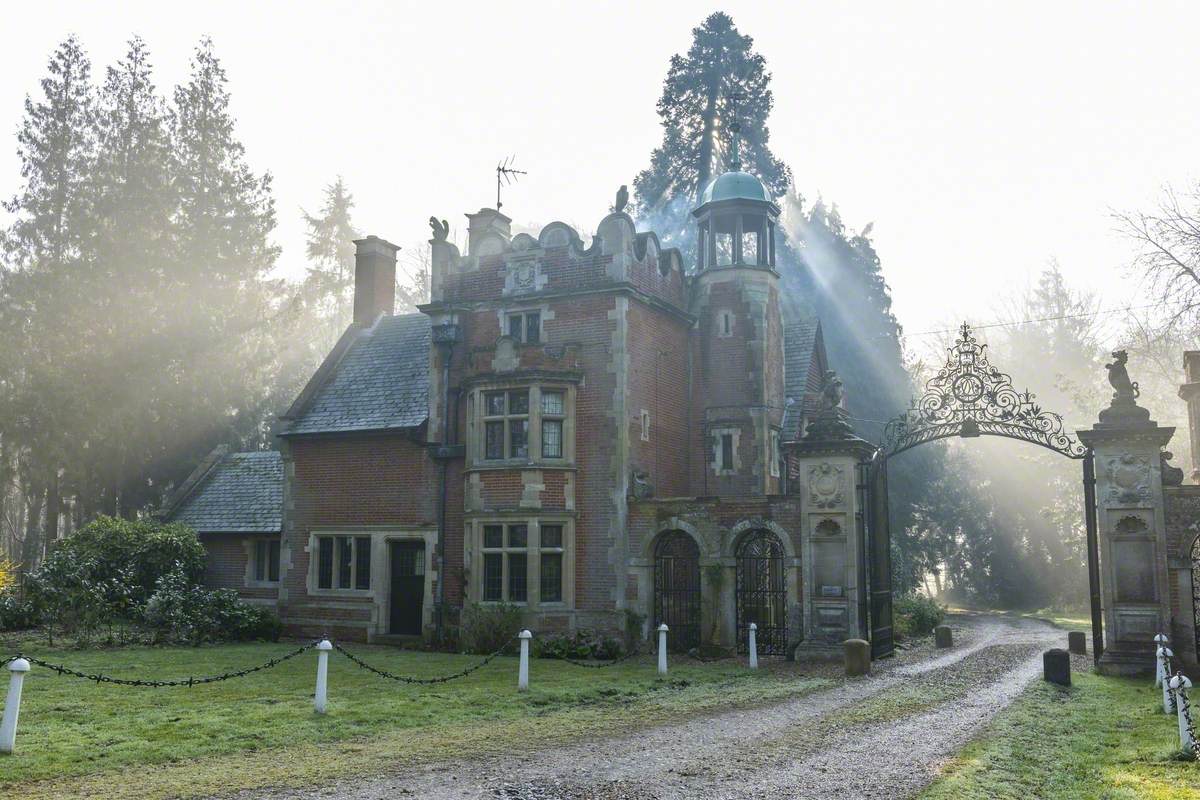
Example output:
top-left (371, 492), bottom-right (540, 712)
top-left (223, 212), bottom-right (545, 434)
top-left (20, 483), bottom-right (45, 571)
top-left (695, 79), bottom-right (720, 202)
top-left (45, 469), bottom-right (60, 546)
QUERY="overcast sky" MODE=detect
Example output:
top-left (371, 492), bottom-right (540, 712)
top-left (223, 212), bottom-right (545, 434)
top-left (3, 1), bottom-right (1198, 357)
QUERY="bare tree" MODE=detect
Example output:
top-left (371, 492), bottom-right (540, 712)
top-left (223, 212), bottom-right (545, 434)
top-left (1117, 186), bottom-right (1200, 337)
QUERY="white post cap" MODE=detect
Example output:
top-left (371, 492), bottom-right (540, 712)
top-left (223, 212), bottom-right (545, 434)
top-left (1165, 647), bottom-right (1175, 657)
top-left (7, 658), bottom-right (29, 673)
top-left (519, 629), bottom-right (532, 640)
top-left (317, 640), bottom-right (333, 651)
top-left (1171, 674), bottom-right (1193, 690)
top-left (658, 623), bottom-right (669, 632)
top-left (749, 623), bottom-right (757, 630)
top-left (1155, 633), bottom-right (1170, 643)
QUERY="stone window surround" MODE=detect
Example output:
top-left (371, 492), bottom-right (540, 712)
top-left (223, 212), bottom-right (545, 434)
top-left (242, 534), bottom-right (282, 588)
top-left (769, 429), bottom-right (781, 478)
top-left (303, 527), bottom-right (438, 636)
top-left (467, 380), bottom-right (577, 468)
top-left (465, 515), bottom-right (575, 611)
top-left (710, 426), bottom-right (741, 475)
top-left (494, 303), bottom-right (555, 345)
top-left (640, 409), bottom-right (651, 442)
top-left (717, 309), bottom-right (735, 338)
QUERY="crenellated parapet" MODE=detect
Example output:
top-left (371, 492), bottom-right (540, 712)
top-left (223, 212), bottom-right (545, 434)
top-left (429, 209), bottom-right (685, 310)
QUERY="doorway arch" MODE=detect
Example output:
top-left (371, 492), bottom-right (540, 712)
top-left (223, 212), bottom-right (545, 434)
top-left (653, 530), bottom-right (701, 652)
top-left (735, 529), bottom-right (787, 655)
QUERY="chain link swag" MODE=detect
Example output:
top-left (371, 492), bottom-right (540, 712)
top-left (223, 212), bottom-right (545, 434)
top-left (332, 638), bottom-right (516, 684)
top-left (0, 642), bottom-right (319, 687)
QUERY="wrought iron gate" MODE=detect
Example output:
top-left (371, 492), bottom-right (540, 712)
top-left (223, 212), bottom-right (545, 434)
top-left (865, 322), bottom-right (1099, 664)
top-left (654, 531), bottom-right (701, 652)
top-left (865, 452), bottom-right (895, 659)
top-left (735, 530), bottom-right (787, 655)
top-left (1192, 534), bottom-right (1200, 660)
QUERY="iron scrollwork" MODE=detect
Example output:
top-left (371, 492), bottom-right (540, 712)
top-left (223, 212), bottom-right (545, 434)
top-left (882, 323), bottom-right (1087, 459)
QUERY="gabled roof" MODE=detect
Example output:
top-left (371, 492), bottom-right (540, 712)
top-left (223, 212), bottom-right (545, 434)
top-left (783, 317), bottom-right (826, 442)
top-left (168, 451), bottom-right (283, 533)
top-left (281, 313), bottom-right (431, 437)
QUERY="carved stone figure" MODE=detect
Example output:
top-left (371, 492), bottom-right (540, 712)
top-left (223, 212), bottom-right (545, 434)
top-left (1162, 451), bottom-right (1185, 487)
top-left (631, 469), bottom-right (654, 499)
top-left (615, 184), bottom-right (629, 215)
top-left (429, 216), bottom-right (450, 242)
top-left (819, 370), bottom-right (843, 412)
top-left (1106, 350), bottom-right (1140, 401)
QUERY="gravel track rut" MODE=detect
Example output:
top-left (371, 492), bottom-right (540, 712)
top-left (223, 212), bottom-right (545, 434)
top-left (239, 614), bottom-right (1062, 800)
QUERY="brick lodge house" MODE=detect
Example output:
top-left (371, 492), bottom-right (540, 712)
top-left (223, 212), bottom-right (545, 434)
top-left (165, 165), bottom-right (853, 655)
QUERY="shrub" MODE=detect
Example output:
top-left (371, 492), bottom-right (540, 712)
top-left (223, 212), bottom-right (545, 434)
top-left (143, 566), bottom-right (282, 645)
top-left (533, 629), bottom-right (626, 661)
top-left (43, 516), bottom-right (206, 604)
top-left (0, 591), bottom-right (38, 631)
top-left (894, 592), bottom-right (946, 640)
top-left (460, 602), bottom-right (524, 654)
top-left (0, 558), bottom-right (17, 592)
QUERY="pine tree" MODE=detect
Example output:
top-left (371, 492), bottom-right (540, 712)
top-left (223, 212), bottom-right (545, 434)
top-left (633, 12), bottom-right (790, 246)
top-left (300, 177), bottom-right (360, 330)
top-left (83, 37), bottom-right (178, 515)
top-left (1, 36), bottom-right (97, 561)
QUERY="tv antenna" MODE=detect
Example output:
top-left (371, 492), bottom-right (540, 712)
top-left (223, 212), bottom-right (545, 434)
top-left (495, 156), bottom-right (528, 211)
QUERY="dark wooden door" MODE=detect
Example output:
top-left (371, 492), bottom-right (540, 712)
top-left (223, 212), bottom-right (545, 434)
top-left (867, 455), bottom-right (895, 659)
top-left (390, 541), bottom-right (426, 635)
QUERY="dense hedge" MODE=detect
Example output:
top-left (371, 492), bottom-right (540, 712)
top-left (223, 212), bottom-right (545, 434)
top-left (894, 592), bottom-right (946, 640)
top-left (1, 516), bottom-right (281, 645)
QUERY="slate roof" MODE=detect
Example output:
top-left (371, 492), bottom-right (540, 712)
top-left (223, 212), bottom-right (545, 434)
top-left (783, 318), bottom-right (822, 442)
top-left (282, 313), bottom-right (431, 436)
top-left (170, 451), bottom-right (283, 533)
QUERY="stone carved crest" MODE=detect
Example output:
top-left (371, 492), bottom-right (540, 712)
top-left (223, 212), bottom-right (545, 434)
top-left (808, 463), bottom-right (845, 509)
top-left (1105, 452), bottom-right (1152, 505)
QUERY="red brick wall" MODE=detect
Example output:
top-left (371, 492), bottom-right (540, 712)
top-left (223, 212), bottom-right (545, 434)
top-left (200, 533), bottom-right (278, 602)
top-left (627, 301), bottom-right (691, 498)
top-left (283, 433), bottom-right (439, 637)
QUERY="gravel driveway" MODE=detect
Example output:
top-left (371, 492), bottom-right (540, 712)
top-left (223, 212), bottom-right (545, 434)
top-left (239, 613), bottom-right (1063, 800)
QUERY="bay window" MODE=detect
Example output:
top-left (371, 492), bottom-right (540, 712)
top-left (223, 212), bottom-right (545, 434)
top-left (477, 385), bottom-right (571, 463)
top-left (476, 520), bottom-right (571, 606)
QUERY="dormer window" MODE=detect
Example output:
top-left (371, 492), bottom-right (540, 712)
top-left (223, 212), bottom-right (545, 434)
top-left (507, 311), bottom-right (541, 344)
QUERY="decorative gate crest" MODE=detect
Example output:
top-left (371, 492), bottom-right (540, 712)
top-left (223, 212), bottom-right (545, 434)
top-left (882, 323), bottom-right (1087, 459)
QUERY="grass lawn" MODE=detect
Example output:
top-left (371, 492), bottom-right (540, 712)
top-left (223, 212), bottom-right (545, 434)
top-left (0, 638), bottom-right (829, 799)
top-left (921, 668), bottom-right (1200, 799)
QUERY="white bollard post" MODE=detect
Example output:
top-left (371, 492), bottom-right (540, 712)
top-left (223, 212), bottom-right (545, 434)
top-left (1162, 648), bottom-right (1176, 714)
top-left (0, 658), bottom-right (31, 755)
top-left (314, 639), bottom-right (332, 714)
top-left (1170, 674), bottom-right (1196, 755)
top-left (518, 629), bottom-right (532, 691)
top-left (657, 624), bottom-right (669, 675)
top-left (1155, 634), bottom-right (1170, 687)
top-left (748, 623), bottom-right (758, 670)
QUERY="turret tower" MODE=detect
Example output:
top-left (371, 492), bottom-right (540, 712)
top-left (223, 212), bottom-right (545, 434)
top-left (691, 121), bottom-right (786, 495)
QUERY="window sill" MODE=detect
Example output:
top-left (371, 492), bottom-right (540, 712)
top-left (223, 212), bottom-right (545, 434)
top-left (245, 580), bottom-right (280, 589)
top-left (308, 588), bottom-right (374, 598)
top-left (466, 462), bottom-right (576, 473)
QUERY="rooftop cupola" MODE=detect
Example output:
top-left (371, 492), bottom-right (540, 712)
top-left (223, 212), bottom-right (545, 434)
top-left (692, 121), bottom-right (780, 270)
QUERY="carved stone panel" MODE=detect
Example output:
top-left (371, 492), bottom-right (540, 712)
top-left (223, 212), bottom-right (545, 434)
top-left (1104, 453), bottom-right (1152, 505)
top-left (808, 463), bottom-right (845, 509)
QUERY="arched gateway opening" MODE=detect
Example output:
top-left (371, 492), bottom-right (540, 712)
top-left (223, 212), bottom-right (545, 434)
top-left (735, 529), bottom-right (787, 655)
top-left (861, 323), bottom-right (1100, 661)
top-left (653, 530), bottom-right (701, 652)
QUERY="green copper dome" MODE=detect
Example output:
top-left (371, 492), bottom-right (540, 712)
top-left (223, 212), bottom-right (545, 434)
top-left (699, 170), bottom-right (770, 205)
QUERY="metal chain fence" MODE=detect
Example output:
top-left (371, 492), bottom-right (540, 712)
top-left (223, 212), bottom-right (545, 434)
top-left (559, 648), bottom-right (642, 669)
top-left (331, 637), bottom-right (517, 684)
top-left (0, 641), bottom-right (319, 687)
top-left (1174, 670), bottom-right (1200, 758)
top-left (1164, 649), bottom-right (1178, 713)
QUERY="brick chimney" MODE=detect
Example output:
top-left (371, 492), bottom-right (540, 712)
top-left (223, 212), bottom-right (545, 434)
top-left (353, 236), bottom-right (399, 325)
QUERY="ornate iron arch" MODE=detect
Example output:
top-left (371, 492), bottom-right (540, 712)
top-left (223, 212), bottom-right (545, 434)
top-left (882, 323), bottom-right (1087, 459)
